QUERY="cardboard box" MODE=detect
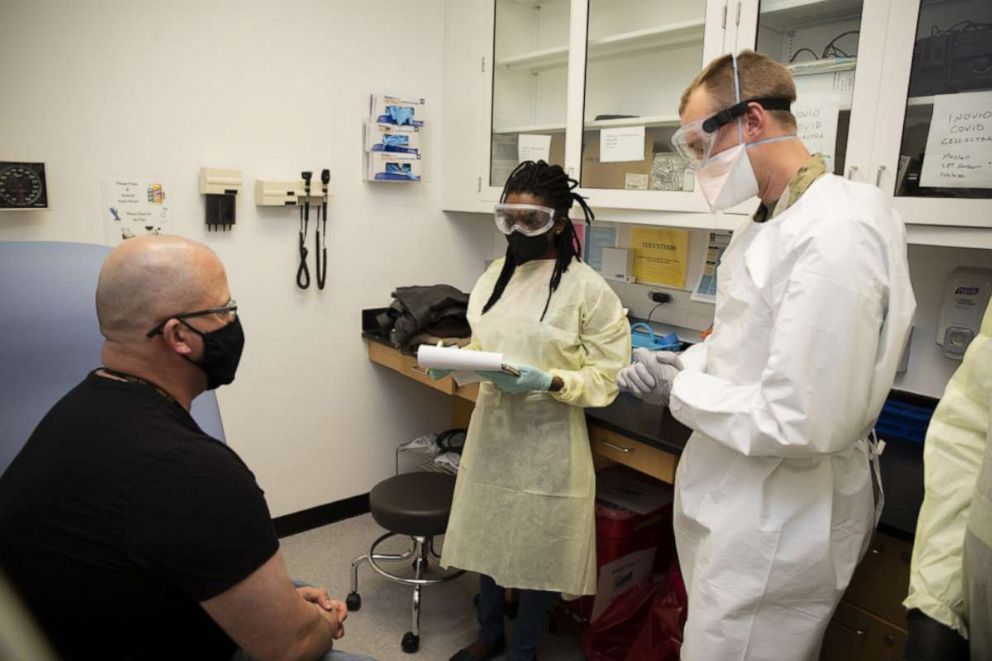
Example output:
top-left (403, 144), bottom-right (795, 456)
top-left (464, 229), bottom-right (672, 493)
top-left (581, 131), bottom-right (652, 189)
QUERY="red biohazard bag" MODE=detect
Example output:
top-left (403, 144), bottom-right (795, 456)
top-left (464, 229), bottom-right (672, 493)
top-left (581, 564), bottom-right (687, 661)
top-left (625, 564), bottom-right (687, 661)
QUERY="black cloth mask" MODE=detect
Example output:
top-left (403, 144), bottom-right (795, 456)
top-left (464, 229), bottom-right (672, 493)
top-left (181, 317), bottom-right (245, 390)
top-left (507, 232), bottom-right (550, 264)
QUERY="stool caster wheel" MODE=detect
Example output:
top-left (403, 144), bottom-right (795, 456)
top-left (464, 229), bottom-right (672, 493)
top-left (401, 631), bottom-right (419, 653)
top-left (346, 592), bottom-right (362, 612)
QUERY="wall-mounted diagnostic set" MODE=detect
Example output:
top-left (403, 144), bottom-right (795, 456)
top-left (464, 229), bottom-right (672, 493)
top-left (255, 171), bottom-right (331, 290)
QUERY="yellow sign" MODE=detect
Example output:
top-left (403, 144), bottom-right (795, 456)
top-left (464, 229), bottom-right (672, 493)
top-left (631, 227), bottom-right (688, 288)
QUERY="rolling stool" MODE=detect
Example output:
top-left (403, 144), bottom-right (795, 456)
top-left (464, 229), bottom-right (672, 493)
top-left (347, 471), bottom-right (465, 654)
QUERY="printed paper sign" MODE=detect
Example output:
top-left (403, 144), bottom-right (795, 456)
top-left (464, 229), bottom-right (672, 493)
top-left (920, 91), bottom-right (992, 189)
top-left (692, 230), bottom-right (732, 303)
top-left (631, 227), bottom-right (689, 288)
top-left (518, 133), bottom-right (552, 164)
top-left (591, 547), bottom-right (657, 622)
top-left (794, 97), bottom-right (840, 172)
top-left (584, 226), bottom-right (617, 272)
top-left (104, 178), bottom-right (170, 246)
top-left (600, 126), bottom-right (646, 163)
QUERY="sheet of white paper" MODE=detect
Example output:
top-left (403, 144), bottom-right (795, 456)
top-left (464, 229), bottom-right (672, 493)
top-left (518, 133), bottom-right (552, 164)
top-left (417, 345), bottom-right (505, 372)
top-left (491, 134), bottom-right (519, 187)
top-left (920, 91), bottom-right (992, 189)
top-left (600, 126), bottom-right (645, 163)
top-left (794, 97), bottom-right (840, 172)
top-left (591, 547), bottom-right (656, 622)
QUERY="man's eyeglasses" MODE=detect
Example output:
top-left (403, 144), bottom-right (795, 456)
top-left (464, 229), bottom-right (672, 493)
top-left (146, 300), bottom-right (238, 338)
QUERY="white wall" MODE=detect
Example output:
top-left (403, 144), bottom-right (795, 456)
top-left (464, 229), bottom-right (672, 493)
top-left (0, 0), bottom-right (495, 517)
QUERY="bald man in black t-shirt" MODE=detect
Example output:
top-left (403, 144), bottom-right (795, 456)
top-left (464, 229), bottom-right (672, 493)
top-left (0, 236), bottom-right (374, 661)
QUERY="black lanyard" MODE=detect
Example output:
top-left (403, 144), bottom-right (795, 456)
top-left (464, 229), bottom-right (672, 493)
top-left (97, 368), bottom-right (181, 409)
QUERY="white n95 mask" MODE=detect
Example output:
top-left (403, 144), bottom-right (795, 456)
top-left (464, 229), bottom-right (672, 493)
top-left (697, 133), bottom-right (798, 211)
top-left (697, 141), bottom-right (757, 211)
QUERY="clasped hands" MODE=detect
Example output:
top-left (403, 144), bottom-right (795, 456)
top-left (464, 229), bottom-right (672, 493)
top-left (617, 348), bottom-right (683, 407)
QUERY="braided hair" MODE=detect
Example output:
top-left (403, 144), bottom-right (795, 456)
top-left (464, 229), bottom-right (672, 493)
top-left (482, 160), bottom-right (595, 321)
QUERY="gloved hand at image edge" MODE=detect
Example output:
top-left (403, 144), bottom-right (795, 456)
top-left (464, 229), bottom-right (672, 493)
top-left (427, 340), bottom-right (453, 380)
top-left (427, 368), bottom-right (452, 380)
top-left (478, 363), bottom-right (553, 394)
top-left (617, 348), bottom-right (682, 407)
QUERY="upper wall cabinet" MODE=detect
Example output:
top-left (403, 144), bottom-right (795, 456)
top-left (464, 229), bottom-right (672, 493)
top-left (443, 0), bottom-right (992, 240)
top-left (872, 0), bottom-right (992, 228)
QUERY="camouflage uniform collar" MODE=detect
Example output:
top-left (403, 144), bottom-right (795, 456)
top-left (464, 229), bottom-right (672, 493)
top-left (753, 153), bottom-right (828, 223)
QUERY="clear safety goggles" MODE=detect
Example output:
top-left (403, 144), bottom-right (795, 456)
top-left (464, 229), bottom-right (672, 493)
top-left (671, 96), bottom-right (793, 168)
top-left (494, 203), bottom-right (557, 237)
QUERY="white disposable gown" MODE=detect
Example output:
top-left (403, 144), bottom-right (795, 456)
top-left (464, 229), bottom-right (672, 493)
top-left (668, 174), bottom-right (916, 660)
top-left (441, 258), bottom-right (630, 595)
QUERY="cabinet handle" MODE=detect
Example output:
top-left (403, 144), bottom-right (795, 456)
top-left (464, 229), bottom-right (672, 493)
top-left (846, 165), bottom-right (859, 180)
top-left (601, 440), bottom-right (633, 454)
top-left (875, 165), bottom-right (887, 187)
top-left (721, 2), bottom-right (727, 29)
top-left (735, 0), bottom-right (741, 26)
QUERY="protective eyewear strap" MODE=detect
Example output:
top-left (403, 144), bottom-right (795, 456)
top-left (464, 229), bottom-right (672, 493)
top-left (701, 97), bottom-right (792, 134)
top-left (733, 54), bottom-right (743, 142)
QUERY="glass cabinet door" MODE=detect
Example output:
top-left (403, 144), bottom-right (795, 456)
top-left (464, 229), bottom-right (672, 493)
top-left (753, 0), bottom-right (866, 177)
top-left (893, 0), bottom-right (992, 202)
top-left (489, 0), bottom-right (571, 189)
top-left (579, 0), bottom-right (709, 195)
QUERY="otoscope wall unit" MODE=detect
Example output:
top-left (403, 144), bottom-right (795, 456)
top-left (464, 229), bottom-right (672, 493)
top-left (254, 179), bottom-right (328, 207)
top-left (256, 171), bottom-right (332, 292)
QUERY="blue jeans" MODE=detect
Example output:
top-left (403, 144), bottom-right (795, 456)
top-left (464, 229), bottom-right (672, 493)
top-left (478, 574), bottom-right (555, 661)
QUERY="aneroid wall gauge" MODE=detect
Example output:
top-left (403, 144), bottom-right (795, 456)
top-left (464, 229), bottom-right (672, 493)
top-left (0, 162), bottom-right (49, 210)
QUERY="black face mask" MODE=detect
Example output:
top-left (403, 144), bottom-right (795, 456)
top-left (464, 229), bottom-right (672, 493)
top-left (181, 317), bottom-right (245, 390)
top-left (507, 232), bottom-right (550, 264)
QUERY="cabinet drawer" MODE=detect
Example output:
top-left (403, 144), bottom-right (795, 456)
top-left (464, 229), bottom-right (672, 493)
top-left (367, 341), bottom-right (455, 395)
top-left (820, 600), bottom-right (905, 661)
top-left (844, 531), bottom-right (912, 628)
top-left (589, 425), bottom-right (677, 484)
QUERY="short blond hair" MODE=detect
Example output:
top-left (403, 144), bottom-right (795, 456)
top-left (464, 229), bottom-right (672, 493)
top-left (679, 50), bottom-right (797, 131)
